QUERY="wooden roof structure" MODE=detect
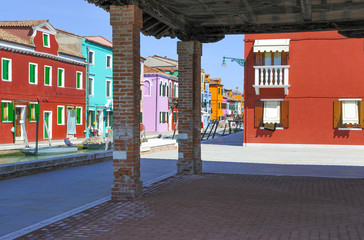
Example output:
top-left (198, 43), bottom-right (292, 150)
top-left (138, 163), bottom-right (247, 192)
top-left (87, 0), bottom-right (364, 43)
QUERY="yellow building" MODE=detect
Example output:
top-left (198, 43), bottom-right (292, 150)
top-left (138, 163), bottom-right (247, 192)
top-left (201, 70), bottom-right (205, 107)
top-left (232, 87), bottom-right (244, 118)
top-left (208, 76), bottom-right (224, 121)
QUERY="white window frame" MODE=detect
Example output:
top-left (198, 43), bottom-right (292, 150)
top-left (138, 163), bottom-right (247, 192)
top-left (1, 58), bottom-right (12, 82)
top-left (1, 100), bottom-right (12, 123)
top-left (76, 71), bottom-right (83, 90)
top-left (106, 55), bottom-right (112, 69)
top-left (88, 50), bottom-right (95, 65)
top-left (57, 105), bottom-right (65, 125)
top-left (44, 65), bottom-right (52, 86)
top-left (76, 106), bottom-right (83, 125)
top-left (106, 80), bottom-right (112, 98)
top-left (43, 33), bottom-right (50, 48)
top-left (338, 98), bottom-right (362, 130)
top-left (57, 68), bottom-right (65, 87)
top-left (260, 99), bottom-right (284, 130)
top-left (29, 102), bottom-right (38, 123)
top-left (89, 77), bottom-right (94, 96)
top-left (29, 63), bottom-right (38, 85)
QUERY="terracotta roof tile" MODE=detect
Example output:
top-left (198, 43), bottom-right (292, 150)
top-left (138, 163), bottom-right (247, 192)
top-left (0, 29), bottom-right (32, 46)
top-left (0, 20), bottom-right (48, 27)
top-left (58, 46), bottom-right (84, 58)
top-left (144, 65), bottom-right (176, 78)
top-left (84, 36), bottom-right (112, 48)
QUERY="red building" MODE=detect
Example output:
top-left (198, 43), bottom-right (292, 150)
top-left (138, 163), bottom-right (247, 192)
top-left (244, 31), bottom-right (364, 146)
top-left (0, 20), bottom-right (86, 144)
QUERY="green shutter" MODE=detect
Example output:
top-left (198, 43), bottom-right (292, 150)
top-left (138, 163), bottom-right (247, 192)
top-left (29, 65), bottom-right (35, 83)
top-left (77, 108), bottom-right (81, 124)
top-left (28, 104), bottom-right (32, 121)
top-left (35, 104), bottom-right (40, 119)
top-left (77, 72), bottom-right (81, 89)
top-left (110, 112), bottom-right (113, 127)
top-left (2, 59), bottom-right (9, 80)
top-left (140, 112), bottom-right (143, 123)
top-left (8, 102), bottom-right (13, 122)
top-left (58, 107), bottom-right (62, 124)
top-left (43, 34), bottom-right (49, 47)
top-left (44, 113), bottom-right (49, 139)
top-left (45, 67), bottom-right (50, 85)
top-left (1, 102), bottom-right (4, 122)
top-left (58, 69), bottom-right (63, 86)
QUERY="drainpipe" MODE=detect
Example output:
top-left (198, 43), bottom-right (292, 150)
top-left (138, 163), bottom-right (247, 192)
top-left (85, 45), bottom-right (90, 138)
top-left (155, 76), bottom-right (159, 132)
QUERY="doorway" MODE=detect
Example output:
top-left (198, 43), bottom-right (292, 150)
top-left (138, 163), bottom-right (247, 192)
top-left (67, 107), bottom-right (76, 138)
top-left (44, 111), bottom-right (52, 139)
top-left (97, 110), bottom-right (103, 137)
top-left (15, 106), bottom-right (26, 142)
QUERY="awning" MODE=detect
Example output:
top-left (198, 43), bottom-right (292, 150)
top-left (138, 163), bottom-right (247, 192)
top-left (253, 39), bottom-right (290, 52)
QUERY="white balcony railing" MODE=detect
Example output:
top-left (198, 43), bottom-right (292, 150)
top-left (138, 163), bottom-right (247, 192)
top-left (253, 65), bottom-right (290, 95)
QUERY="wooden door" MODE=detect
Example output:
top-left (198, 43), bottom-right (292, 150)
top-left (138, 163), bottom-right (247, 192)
top-left (15, 108), bottom-right (21, 137)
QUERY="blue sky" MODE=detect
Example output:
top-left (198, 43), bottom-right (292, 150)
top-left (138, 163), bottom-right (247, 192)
top-left (1, 0), bottom-right (244, 91)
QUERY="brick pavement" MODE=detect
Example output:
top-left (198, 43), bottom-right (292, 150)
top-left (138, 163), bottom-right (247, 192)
top-left (18, 173), bottom-right (364, 240)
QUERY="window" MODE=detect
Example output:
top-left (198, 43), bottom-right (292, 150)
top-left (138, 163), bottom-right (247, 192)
top-left (1, 58), bottom-right (12, 81)
top-left (174, 83), bottom-right (176, 97)
top-left (163, 83), bottom-right (167, 97)
top-left (1, 101), bottom-right (13, 122)
top-left (255, 100), bottom-right (289, 129)
top-left (76, 71), bottom-right (82, 89)
top-left (106, 55), bottom-right (112, 68)
top-left (219, 102), bottom-right (221, 109)
top-left (44, 66), bottom-right (52, 86)
top-left (144, 80), bottom-right (151, 96)
top-left (88, 110), bottom-right (96, 127)
top-left (169, 82), bottom-right (172, 97)
top-left (29, 63), bottom-right (38, 84)
top-left (140, 111), bottom-right (143, 123)
top-left (159, 82), bottom-right (162, 96)
top-left (29, 103), bottom-right (40, 122)
top-left (88, 50), bottom-right (95, 65)
top-left (76, 107), bottom-right (82, 125)
top-left (255, 51), bottom-right (288, 66)
top-left (334, 99), bottom-right (364, 129)
top-left (173, 112), bottom-right (177, 123)
top-left (106, 111), bottom-right (113, 127)
top-left (57, 106), bottom-right (65, 125)
top-left (159, 112), bottom-right (168, 123)
top-left (58, 68), bottom-right (64, 87)
top-left (43, 33), bottom-right (50, 47)
top-left (106, 80), bottom-right (112, 98)
top-left (89, 77), bottom-right (94, 96)
top-left (218, 88), bottom-right (220, 95)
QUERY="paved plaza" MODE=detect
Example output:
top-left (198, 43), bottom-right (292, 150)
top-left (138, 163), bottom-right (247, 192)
top-left (18, 173), bottom-right (364, 240)
top-left (2, 132), bottom-right (364, 239)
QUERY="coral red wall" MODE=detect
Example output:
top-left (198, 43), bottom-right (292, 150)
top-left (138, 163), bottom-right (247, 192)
top-left (244, 31), bottom-right (364, 145)
top-left (33, 30), bottom-right (59, 55)
top-left (0, 49), bottom-right (86, 144)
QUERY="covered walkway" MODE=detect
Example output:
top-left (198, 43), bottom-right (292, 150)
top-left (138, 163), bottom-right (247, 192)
top-left (18, 172), bottom-right (364, 239)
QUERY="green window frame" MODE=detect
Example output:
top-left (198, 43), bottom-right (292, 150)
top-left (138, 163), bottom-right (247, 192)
top-left (29, 103), bottom-right (40, 122)
top-left (57, 106), bottom-right (64, 125)
top-left (1, 101), bottom-right (13, 122)
top-left (29, 63), bottom-right (37, 84)
top-left (76, 107), bottom-right (82, 125)
top-left (2, 58), bottom-right (11, 81)
top-left (76, 72), bottom-right (82, 89)
top-left (44, 66), bottom-right (51, 86)
top-left (58, 68), bottom-right (64, 87)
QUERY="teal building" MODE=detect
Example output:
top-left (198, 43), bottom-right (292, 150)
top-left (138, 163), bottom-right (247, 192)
top-left (82, 36), bottom-right (113, 138)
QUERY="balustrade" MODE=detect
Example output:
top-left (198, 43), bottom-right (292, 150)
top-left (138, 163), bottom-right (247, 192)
top-left (253, 65), bottom-right (290, 95)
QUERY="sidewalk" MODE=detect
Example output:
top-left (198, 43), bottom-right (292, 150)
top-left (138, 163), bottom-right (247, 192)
top-left (0, 139), bottom-right (86, 152)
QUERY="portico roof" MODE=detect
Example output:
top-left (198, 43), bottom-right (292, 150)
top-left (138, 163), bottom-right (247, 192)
top-left (87, 0), bottom-right (364, 43)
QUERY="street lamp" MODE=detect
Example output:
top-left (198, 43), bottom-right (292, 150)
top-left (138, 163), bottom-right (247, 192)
top-left (222, 56), bottom-right (245, 67)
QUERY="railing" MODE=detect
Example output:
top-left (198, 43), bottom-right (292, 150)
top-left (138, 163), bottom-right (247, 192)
top-left (253, 65), bottom-right (290, 95)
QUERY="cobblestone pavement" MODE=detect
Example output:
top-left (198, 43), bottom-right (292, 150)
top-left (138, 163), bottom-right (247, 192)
top-left (18, 173), bottom-right (364, 240)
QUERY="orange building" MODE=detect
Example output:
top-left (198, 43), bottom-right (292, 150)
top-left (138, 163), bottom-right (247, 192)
top-left (208, 76), bottom-right (224, 121)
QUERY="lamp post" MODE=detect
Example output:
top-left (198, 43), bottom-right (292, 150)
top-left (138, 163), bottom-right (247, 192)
top-left (222, 56), bottom-right (245, 67)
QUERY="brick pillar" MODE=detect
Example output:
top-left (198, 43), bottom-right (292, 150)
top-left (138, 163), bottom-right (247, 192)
top-left (110, 5), bottom-right (143, 201)
top-left (177, 41), bottom-right (203, 175)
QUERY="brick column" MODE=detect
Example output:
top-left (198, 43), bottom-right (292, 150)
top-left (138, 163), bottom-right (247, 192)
top-left (110, 5), bottom-right (143, 200)
top-left (177, 41), bottom-right (203, 175)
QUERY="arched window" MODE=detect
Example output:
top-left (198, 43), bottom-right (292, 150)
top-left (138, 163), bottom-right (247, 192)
top-left (159, 81), bottom-right (162, 96)
top-left (164, 83), bottom-right (167, 97)
top-left (143, 80), bottom-right (151, 96)
top-left (169, 82), bottom-right (172, 97)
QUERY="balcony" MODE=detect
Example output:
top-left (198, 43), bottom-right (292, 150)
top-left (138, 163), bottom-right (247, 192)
top-left (253, 65), bottom-right (290, 95)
